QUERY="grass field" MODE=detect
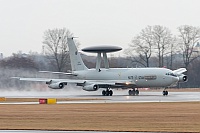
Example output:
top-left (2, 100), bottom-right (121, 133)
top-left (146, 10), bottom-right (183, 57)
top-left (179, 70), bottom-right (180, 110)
top-left (0, 102), bottom-right (200, 132)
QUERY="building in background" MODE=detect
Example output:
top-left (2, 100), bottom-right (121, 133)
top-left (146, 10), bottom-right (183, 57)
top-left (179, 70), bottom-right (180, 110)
top-left (0, 53), bottom-right (3, 60)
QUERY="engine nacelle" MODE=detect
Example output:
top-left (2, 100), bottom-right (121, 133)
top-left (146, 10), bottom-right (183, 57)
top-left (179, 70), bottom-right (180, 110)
top-left (48, 82), bottom-right (65, 89)
top-left (83, 84), bottom-right (99, 91)
top-left (178, 75), bottom-right (188, 82)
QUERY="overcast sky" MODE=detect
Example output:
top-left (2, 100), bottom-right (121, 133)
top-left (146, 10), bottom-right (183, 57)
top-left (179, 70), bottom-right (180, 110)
top-left (0, 0), bottom-right (200, 57)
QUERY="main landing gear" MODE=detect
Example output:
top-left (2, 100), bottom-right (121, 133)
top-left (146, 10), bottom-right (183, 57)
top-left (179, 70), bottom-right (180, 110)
top-left (102, 89), bottom-right (113, 96)
top-left (163, 88), bottom-right (168, 96)
top-left (128, 88), bottom-right (139, 96)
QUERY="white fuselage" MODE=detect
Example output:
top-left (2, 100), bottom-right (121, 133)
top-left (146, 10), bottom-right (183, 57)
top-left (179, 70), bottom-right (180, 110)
top-left (74, 67), bottom-right (179, 88)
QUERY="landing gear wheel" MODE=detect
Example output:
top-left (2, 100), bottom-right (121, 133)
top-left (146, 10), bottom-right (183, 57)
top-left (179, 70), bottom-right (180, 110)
top-left (163, 91), bottom-right (168, 96)
top-left (128, 90), bottom-right (132, 95)
top-left (102, 89), bottom-right (113, 96)
top-left (102, 90), bottom-right (106, 96)
top-left (109, 90), bottom-right (113, 96)
top-left (128, 90), bottom-right (134, 95)
top-left (129, 89), bottom-right (138, 96)
top-left (105, 90), bottom-right (109, 96)
top-left (135, 90), bottom-right (139, 96)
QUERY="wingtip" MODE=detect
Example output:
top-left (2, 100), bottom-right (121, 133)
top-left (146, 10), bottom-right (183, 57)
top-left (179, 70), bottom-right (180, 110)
top-left (11, 77), bottom-right (20, 79)
top-left (67, 37), bottom-right (79, 40)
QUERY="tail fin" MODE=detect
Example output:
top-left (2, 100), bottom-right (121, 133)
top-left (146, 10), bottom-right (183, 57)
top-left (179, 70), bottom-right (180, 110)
top-left (67, 38), bottom-right (88, 71)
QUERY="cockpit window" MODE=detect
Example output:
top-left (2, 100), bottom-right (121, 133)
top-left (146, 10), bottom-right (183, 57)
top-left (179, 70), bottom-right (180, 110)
top-left (166, 72), bottom-right (177, 77)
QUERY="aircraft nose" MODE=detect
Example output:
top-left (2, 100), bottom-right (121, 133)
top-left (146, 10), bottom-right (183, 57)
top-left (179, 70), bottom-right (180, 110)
top-left (172, 77), bottom-right (179, 83)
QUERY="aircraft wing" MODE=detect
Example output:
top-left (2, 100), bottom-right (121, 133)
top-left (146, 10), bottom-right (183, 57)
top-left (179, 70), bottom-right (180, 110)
top-left (86, 80), bottom-right (136, 86)
top-left (39, 71), bottom-right (77, 76)
top-left (11, 77), bottom-right (136, 88)
top-left (11, 77), bottom-right (85, 84)
top-left (12, 77), bottom-right (50, 82)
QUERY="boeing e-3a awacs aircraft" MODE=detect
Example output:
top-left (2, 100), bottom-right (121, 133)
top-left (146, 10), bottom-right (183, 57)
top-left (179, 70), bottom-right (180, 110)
top-left (12, 38), bottom-right (188, 96)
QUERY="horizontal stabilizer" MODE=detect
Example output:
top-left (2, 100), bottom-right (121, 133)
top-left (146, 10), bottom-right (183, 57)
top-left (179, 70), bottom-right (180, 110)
top-left (173, 68), bottom-right (187, 75)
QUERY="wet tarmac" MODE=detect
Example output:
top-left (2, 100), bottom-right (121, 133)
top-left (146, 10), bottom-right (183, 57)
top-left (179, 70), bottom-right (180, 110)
top-left (0, 90), bottom-right (199, 104)
top-left (0, 90), bottom-right (199, 133)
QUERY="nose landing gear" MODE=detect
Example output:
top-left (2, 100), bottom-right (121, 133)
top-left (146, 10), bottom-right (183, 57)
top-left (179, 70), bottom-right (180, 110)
top-left (163, 90), bottom-right (168, 96)
top-left (163, 88), bottom-right (168, 96)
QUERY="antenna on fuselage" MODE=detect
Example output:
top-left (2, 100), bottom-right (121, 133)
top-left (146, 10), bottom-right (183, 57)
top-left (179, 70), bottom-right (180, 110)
top-left (82, 45), bottom-right (122, 71)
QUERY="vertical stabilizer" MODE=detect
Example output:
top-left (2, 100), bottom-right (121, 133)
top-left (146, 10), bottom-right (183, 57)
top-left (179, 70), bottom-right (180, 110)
top-left (67, 38), bottom-right (88, 71)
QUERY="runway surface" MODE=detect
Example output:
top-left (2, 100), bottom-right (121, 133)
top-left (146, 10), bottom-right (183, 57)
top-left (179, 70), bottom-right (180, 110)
top-left (0, 89), bottom-right (199, 104)
top-left (0, 89), bottom-right (199, 133)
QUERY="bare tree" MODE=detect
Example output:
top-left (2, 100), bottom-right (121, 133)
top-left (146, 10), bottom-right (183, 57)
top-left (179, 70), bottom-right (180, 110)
top-left (177, 25), bottom-right (200, 69)
top-left (126, 25), bottom-right (174, 67)
top-left (127, 26), bottom-right (154, 67)
top-left (42, 28), bottom-right (73, 72)
top-left (152, 25), bottom-right (173, 67)
top-left (163, 36), bottom-right (180, 69)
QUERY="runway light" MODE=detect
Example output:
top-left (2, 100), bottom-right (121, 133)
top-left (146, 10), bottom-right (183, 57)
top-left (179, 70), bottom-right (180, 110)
top-left (126, 96), bottom-right (130, 99)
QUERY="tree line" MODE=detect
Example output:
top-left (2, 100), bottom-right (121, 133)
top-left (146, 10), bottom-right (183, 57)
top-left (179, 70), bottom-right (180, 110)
top-left (0, 26), bottom-right (200, 89)
top-left (126, 25), bottom-right (200, 69)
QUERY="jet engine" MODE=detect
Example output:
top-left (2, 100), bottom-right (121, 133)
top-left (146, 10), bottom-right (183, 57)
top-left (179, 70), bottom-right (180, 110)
top-left (83, 84), bottom-right (99, 91)
top-left (48, 82), bottom-right (65, 89)
top-left (178, 75), bottom-right (188, 82)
